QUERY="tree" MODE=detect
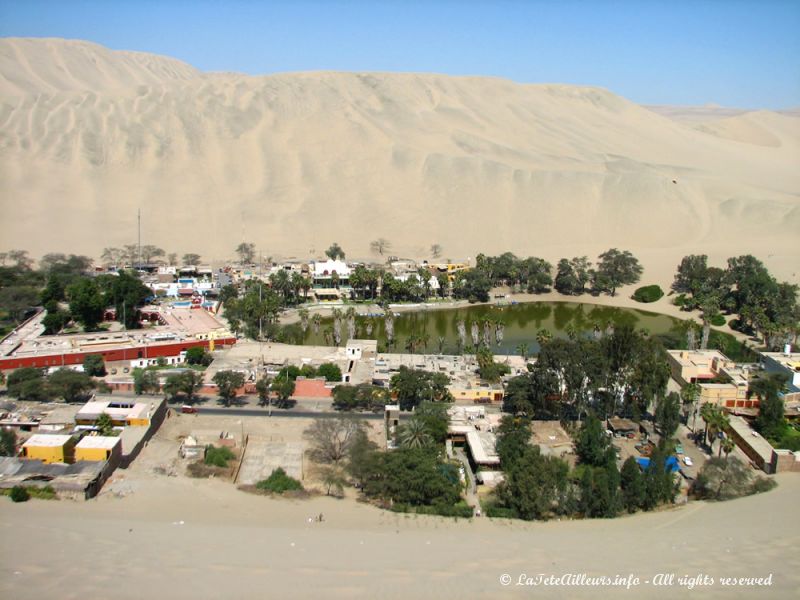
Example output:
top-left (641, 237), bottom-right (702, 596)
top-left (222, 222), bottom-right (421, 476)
top-left (0, 428), bottom-right (18, 456)
top-left (751, 373), bottom-right (789, 441)
top-left (235, 242), bottom-right (256, 264)
top-left (390, 366), bottom-right (452, 411)
top-left (47, 369), bottom-right (96, 402)
top-left (672, 255), bottom-right (709, 295)
top-left (575, 414), bottom-right (613, 468)
top-left (496, 416), bottom-right (532, 470)
top-left (316, 362), bottom-right (343, 382)
top-left (182, 253), bottom-right (202, 266)
top-left (642, 443), bottom-right (678, 509)
top-left (325, 243), bottom-right (345, 261)
top-left (655, 391), bottom-right (681, 440)
top-left (270, 376), bottom-right (296, 407)
top-left (255, 376), bottom-right (272, 407)
top-left (212, 370), bottom-right (246, 407)
top-left (8, 249), bottom-right (33, 270)
top-left (370, 238), bottom-right (391, 256)
top-left (140, 245), bottom-right (165, 264)
top-left (495, 446), bottom-right (569, 520)
top-left (100, 247), bottom-right (123, 266)
top-left (451, 269), bottom-right (491, 303)
top-left (42, 308), bottom-right (71, 335)
top-left (133, 368), bottom-right (160, 395)
top-left (100, 271), bottom-right (151, 329)
top-left (595, 248), bottom-right (643, 296)
top-left (82, 354), bottom-right (106, 377)
top-left (681, 382), bottom-right (701, 433)
top-left (185, 346), bottom-right (212, 366)
top-left (163, 370), bottom-right (200, 402)
top-left (476, 346), bottom-right (510, 382)
top-left (67, 278), bottom-right (105, 331)
top-left (692, 456), bottom-right (775, 501)
top-left (96, 412), bottom-right (115, 436)
top-left (430, 244), bottom-right (442, 259)
top-left (700, 403), bottom-right (729, 455)
top-left (304, 418), bottom-right (365, 464)
top-left (620, 456), bottom-right (645, 513)
top-left (346, 428), bottom-right (379, 487)
top-left (318, 465), bottom-right (347, 497)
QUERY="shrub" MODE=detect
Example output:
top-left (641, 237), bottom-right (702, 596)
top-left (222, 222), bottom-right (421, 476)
top-left (710, 314), bottom-right (726, 327)
top-left (185, 346), bottom-right (212, 366)
top-left (204, 445), bottom-right (235, 467)
top-left (10, 486), bottom-right (30, 503)
top-left (256, 467), bottom-right (304, 493)
top-left (632, 285), bottom-right (664, 303)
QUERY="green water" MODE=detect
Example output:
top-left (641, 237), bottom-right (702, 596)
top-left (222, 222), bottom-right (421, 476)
top-left (282, 301), bottom-right (686, 355)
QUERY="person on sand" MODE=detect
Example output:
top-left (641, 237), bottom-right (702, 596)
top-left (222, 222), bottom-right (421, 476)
top-left (319, 513), bottom-right (324, 522)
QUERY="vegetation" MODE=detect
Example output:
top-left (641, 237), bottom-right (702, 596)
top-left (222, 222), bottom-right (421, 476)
top-left (632, 284), bottom-right (664, 303)
top-left (475, 347), bottom-right (511, 382)
top-left (0, 428), bottom-right (18, 456)
top-left (132, 368), bottom-right (160, 395)
top-left (471, 253), bottom-right (553, 293)
top-left (204, 445), bottom-right (236, 467)
top-left (9, 486), bottom-right (30, 503)
top-left (82, 354), bottom-right (106, 377)
top-left (692, 457), bottom-right (777, 501)
top-left (503, 325), bottom-right (670, 421)
top-left (185, 346), bottom-right (213, 366)
top-left (304, 418), bottom-right (366, 464)
top-left (235, 242), bottom-right (256, 264)
top-left (325, 242), bottom-right (346, 261)
top-left (47, 369), bottom-right (96, 402)
top-left (332, 383), bottom-right (390, 412)
top-left (163, 370), bottom-right (201, 402)
top-left (672, 254), bottom-right (799, 350)
top-left (593, 248), bottom-right (643, 297)
top-left (554, 256), bottom-right (592, 296)
top-left (316, 362), bottom-right (343, 382)
top-left (256, 467), bottom-right (304, 494)
top-left (96, 412), bottom-right (115, 436)
top-left (389, 366), bottom-right (453, 411)
top-left (212, 370), bottom-right (246, 406)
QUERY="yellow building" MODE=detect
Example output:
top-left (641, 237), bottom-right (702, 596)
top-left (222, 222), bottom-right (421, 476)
top-left (75, 436), bottom-right (122, 462)
top-left (21, 434), bottom-right (75, 464)
top-left (448, 381), bottom-right (504, 404)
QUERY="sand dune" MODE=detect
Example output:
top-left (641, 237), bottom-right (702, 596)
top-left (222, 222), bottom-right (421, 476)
top-left (0, 38), bottom-right (798, 284)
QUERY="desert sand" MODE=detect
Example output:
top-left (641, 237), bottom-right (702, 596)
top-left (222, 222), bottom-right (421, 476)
top-left (1, 435), bottom-right (798, 599)
top-left (1, 38), bottom-right (798, 289)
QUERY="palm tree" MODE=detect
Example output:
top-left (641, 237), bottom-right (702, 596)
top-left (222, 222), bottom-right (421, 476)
top-left (398, 418), bottom-right (432, 449)
top-left (721, 436), bottom-right (735, 460)
top-left (312, 313), bottom-right (322, 334)
top-left (536, 328), bottom-right (552, 346)
top-left (680, 382), bottom-right (701, 433)
top-left (298, 308), bottom-right (310, 333)
top-left (701, 403), bottom-right (729, 454)
top-left (516, 343), bottom-right (529, 362)
top-left (437, 336), bottom-right (446, 355)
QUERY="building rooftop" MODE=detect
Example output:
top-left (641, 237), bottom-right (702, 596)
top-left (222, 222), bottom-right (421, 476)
top-left (76, 400), bottom-right (150, 422)
top-left (22, 434), bottom-right (73, 448)
top-left (75, 435), bottom-right (121, 450)
top-left (727, 415), bottom-right (775, 462)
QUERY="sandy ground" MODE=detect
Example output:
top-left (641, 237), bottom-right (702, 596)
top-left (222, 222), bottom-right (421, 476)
top-left (1, 411), bottom-right (799, 600)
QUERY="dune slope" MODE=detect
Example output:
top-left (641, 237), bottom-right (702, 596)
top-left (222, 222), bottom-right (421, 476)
top-left (0, 38), bottom-right (798, 280)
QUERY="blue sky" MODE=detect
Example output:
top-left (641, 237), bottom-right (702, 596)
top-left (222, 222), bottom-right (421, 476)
top-left (1, 0), bottom-right (798, 108)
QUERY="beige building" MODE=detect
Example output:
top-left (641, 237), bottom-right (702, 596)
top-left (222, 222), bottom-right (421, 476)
top-left (667, 349), bottom-right (753, 410)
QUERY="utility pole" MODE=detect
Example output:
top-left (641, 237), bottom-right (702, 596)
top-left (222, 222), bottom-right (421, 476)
top-left (137, 209), bottom-right (142, 269)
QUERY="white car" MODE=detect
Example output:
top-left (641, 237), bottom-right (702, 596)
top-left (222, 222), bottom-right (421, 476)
top-left (683, 456), bottom-right (693, 467)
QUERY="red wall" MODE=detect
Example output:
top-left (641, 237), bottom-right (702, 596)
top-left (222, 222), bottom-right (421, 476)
top-left (0, 337), bottom-right (237, 371)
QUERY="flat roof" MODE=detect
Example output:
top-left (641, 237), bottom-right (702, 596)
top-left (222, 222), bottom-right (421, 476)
top-left (77, 401), bottom-right (150, 421)
top-left (23, 434), bottom-right (73, 447)
top-left (76, 436), bottom-right (121, 450)
top-left (466, 430), bottom-right (500, 465)
top-left (727, 415), bottom-right (775, 461)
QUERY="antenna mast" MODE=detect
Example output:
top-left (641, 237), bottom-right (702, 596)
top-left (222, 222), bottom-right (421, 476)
top-left (137, 209), bottom-right (142, 269)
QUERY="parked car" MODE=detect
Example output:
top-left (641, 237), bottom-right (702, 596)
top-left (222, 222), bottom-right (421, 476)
top-left (181, 405), bottom-right (198, 414)
top-left (683, 456), bottom-right (693, 467)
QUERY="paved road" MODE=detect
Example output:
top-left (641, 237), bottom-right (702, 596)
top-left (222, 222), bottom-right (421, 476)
top-left (168, 403), bottom-right (394, 421)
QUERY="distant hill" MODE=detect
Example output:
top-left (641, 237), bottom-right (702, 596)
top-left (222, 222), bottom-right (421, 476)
top-left (1, 37), bottom-right (797, 282)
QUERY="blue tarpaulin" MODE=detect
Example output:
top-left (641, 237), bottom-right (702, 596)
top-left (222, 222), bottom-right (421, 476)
top-left (636, 456), bottom-right (680, 472)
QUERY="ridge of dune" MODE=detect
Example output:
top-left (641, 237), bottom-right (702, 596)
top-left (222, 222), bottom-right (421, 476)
top-left (0, 38), bottom-right (798, 284)
top-left (0, 37), bottom-right (201, 96)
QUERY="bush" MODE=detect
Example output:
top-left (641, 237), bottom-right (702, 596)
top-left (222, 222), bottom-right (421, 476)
top-left (632, 285), bottom-right (664, 303)
top-left (10, 486), bottom-right (30, 503)
top-left (390, 501), bottom-right (473, 518)
top-left (256, 467), bottom-right (304, 493)
top-left (185, 346), bottom-right (212, 366)
top-left (204, 445), bottom-right (235, 467)
top-left (710, 314), bottom-right (726, 327)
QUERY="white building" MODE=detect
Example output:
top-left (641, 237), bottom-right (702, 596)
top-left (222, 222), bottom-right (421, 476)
top-left (312, 260), bottom-right (351, 287)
